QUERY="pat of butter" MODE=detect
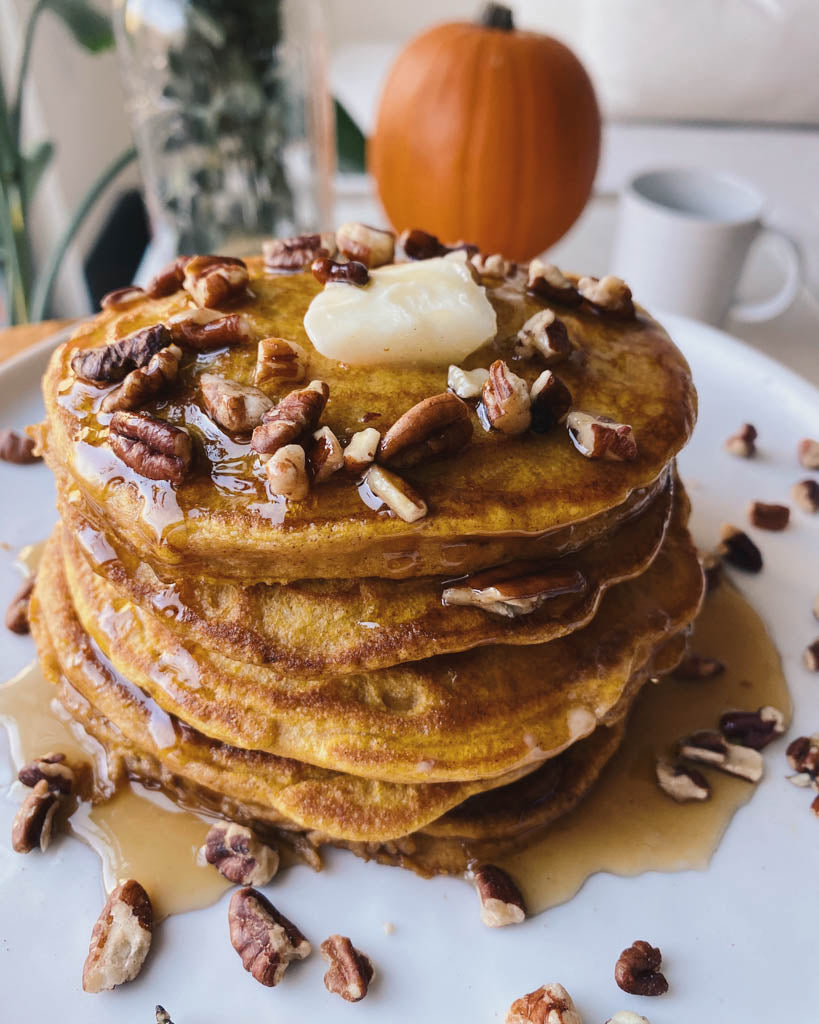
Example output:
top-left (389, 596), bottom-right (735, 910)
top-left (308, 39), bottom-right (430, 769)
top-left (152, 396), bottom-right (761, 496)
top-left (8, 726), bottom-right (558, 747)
top-left (303, 251), bottom-right (497, 366)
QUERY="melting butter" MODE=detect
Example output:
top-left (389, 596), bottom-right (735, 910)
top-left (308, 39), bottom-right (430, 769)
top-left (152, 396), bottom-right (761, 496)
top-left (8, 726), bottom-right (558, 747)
top-left (304, 251), bottom-right (497, 366)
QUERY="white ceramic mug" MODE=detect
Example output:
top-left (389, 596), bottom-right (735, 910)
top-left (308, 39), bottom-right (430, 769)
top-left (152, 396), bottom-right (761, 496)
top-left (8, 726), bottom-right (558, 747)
top-left (611, 168), bottom-right (803, 326)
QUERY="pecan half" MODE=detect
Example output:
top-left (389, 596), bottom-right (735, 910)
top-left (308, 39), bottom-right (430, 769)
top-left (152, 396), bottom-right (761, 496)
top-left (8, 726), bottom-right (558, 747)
top-left (146, 256), bottom-right (188, 298)
top-left (567, 411), bottom-right (638, 461)
top-left (71, 323), bottom-right (172, 384)
top-left (263, 233), bottom-right (336, 271)
top-left (678, 730), bottom-right (763, 781)
top-left (109, 411), bottom-right (192, 484)
top-left (578, 275), bottom-right (635, 318)
top-left (748, 501), bottom-right (790, 531)
top-left (506, 983), bottom-right (583, 1024)
top-left (251, 380), bottom-right (329, 457)
top-left (474, 864), bottom-right (526, 927)
top-left (343, 428), bottom-right (380, 474)
top-left (724, 422), bottom-right (757, 458)
top-left (379, 392), bottom-right (472, 468)
top-left (18, 752), bottom-right (75, 794)
top-left (805, 639), bottom-right (819, 672)
top-left (797, 437), bottom-right (819, 469)
top-left (792, 478), bottom-right (819, 514)
top-left (82, 880), bottom-right (153, 993)
top-left (364, 464), bottom-right (427, 522)
top-left (167, 308), bottom-right (252, 349)
top-left (321, 934), bottom-right (374, 1002)
top-left (719, 524), bottom-right (762, 572)
top-left (448, 365), bottom-right (489, 399)
top-left (614, 940), bottom-right (668, 997)
top-left (5, 576), bottom-right (34, 634)
top-left (336, 222), bottom-right (395, 268)
top-left (254, 337), bottom-right (308, 388)
top-left (527, 259), bottom-right (581, 306)
top-left (101, 344), bottom-right (182, 413)
top-left (443, 563), bottom-right (585, 618)
top-left (311, 256), bottom-right (369, 287)
top-left (0, 428), bottom-right (39, 464)
top-left (200, 374), bottom-right (273, 433)
top-left (515, 309), bottom-right (572, 365)
top-left (100, 285), bottom-right (145, 310)
top-left (481, 360), bottom-right (531, 435)
top-left (655, 759), bottom-right (710, 802)
top-left (182, 254), bottom-right (248, 308)
top-left (719, 706), bottom-right (785, 750)
top-left (204, 823), bottom-right (279, 885)
top-left (672, 652), bottom-right (725, 681)
top-left (530, 371), bottom-right (572, 434)
top-left (265, 444), bottom-right (310, 500)
top-left (11, 779), bottom-right (61, 853)
top-left (306, 426), bottom-right (344, 483)
top-left (228, 887), bottom-right (311, 987)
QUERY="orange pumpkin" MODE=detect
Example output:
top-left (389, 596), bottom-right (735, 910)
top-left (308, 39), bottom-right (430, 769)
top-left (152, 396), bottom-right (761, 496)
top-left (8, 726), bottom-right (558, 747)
top-left (369, 4), bottom-right (601, 261)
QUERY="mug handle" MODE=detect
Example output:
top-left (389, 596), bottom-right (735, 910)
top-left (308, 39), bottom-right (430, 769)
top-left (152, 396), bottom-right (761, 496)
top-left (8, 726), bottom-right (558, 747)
top-left (729, 226), bottom-right (803, 323)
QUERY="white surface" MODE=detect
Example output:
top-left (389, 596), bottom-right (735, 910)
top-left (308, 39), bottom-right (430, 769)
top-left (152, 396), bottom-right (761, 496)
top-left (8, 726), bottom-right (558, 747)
top-left (1, 317), bottom-right (818, 1021)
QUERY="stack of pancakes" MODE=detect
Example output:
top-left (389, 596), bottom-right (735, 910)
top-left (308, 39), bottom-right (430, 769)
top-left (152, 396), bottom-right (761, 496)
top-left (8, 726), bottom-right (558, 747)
top-left (30, 248), bottom-right (703, 876)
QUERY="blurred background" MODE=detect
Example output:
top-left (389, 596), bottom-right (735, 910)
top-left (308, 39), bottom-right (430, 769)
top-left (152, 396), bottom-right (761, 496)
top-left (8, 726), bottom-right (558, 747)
top-left (0, 0), bottom-right (817, 375)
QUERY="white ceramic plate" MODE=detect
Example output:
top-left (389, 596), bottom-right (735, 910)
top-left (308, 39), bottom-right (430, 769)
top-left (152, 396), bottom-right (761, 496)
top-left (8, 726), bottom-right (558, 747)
top-left (1, 316), bottom-right (817, 1022)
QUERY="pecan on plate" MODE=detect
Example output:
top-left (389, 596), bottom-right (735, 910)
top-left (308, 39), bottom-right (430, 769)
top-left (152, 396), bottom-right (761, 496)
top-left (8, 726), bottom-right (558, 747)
top-left (101, 344), bottom-right (182, 413)
top-left (100, 285), bottom-right (145, 311)
top-left (343, 428), bottom-right (380, 474)
top-left (71, 323), bottom-right (172, 384)
top-left (797, 437), bottom-right (819, 469)
top-left (748, 501), bottom-right (790, 531)
top-left (719, 706), bottom-right (785, 750)
top-left (447, 365), bottom-right (489, 400)
top-left (336, 222), bottom-right (395, 268)
top-left (251, 380), bottom-right (329, 457)
top-left (204, 823), bottom-right (279, 886)
top-left (719, 524), bottom-right (762, 572)
top-left (578, 275), bottom-right (635, 318)
top-left (265, 444), bottom-right (311, 500)
top-left (254, 337), bottom-right (308, 388)
top-left (530, 371), bottom-right (572, 434)
top-left (0, 428), bottom-right (40, 464)
top-left (614, 940), bottom-right (668, 996)
top-left (167, 308), bottom-right (252, 349)
top-left (506, 983), bottom-right (583, 1024)
top-left (792, 478), bottom-right (819, 514)
top-left (379, 392), bottom-right (472, 468)
top-left (82, 880), bottom-right (153, 992)
top-left (11, 779), bottom-right (61, 853)
top-left (481, 360), bottom-right (531, 435)
top-left (311, 256), bottom-right (369, 287)
top-left (567, 411), bottom-right (638, 462)
top-left (321, 934), bottom-right (375, 1002)
top-left (527, 259), bottom-right (581, 306)
top-left (606, 1012), bottom-right (651, 1024)
top-left (5, 576), bottom-right (34, 634)
top-left (678, 730), bottom-right (763, 781)
top-left (443, 563), bottom-right (585, 618)
top-left (471, 252), bottom-right (510, 277)
top-left (228, 887), bottom-right (311, 987)
top-left (18, 751), bottom-right (75, 795)
top-left (474, 864), bottom-right (526, 927)
top-left (364, 464), bottom-right (428, 523)
top-left (399, 228), bottom-right (477, 262)
top-left (655, 759), bottom-right (710, 802)
top-left (146, 256), bottom-right (188, 298)
top-left (109, 410), bottom-right (192, 484)
top-left (155, 1006), bottom-right (174, 1024)
top-left (263, 233), bottom-right (337, 271)
top-left (724, 422), bottom-right (757, 458)
top-left (306, 426), bottom-right (344, 483)
top-left (515, 308), bottom-right (572, 365)
top-left (200, 374), bottom-right (273, 434)
top-left (182, 254), bottom-right (248, 308)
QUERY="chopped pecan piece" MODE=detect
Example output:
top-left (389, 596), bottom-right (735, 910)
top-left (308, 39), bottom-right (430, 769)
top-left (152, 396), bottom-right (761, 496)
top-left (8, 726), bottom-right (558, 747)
top-left (182, 254), bottom-right (248, 308)
top-left (228, 887), bottom-right (311, 987)
top-left (0, 428), bottom-right (39, 464)
top-left (200, 374), bottom-right (273, 434)
top-left (748, 501), bottom-right (790, 531)
top-left (109, 410), bottom-right (192, 484)
top-left (306, 426), bottom-right (344, 483)
top-left (719, 524), bottom-right (762, 572)
top-left (797, 437), bottom-right (819, 469)
top-left (578, 274), bottom-right (635, 318)
top-left (101, 344), bottom-right (182, 413)
top-left (567, 411), bottom-right (638, 461)
top-left (481, 360), bottom-right (531, 435)
top-left (804, 639), bottom-right (819, 672)
top-left (530, 371), bottom-right (572, 434)
top-left (265, 444), bottom-right (310, 500)
top-left (506, 983), bottom-right (583, 1024)
top-left (5, 577), bottom-right (34, 634)
top-left (792, 478), bottom-right (819, 514)
top-left (254, 337), bottom-right (308, 387)
top-left (311, 256), bottom-right (369, 287)
top-left (343, 428), bottom-right (380, 474)
top-left (18, 752), bottom-right (75, 794)
top-left (100, 285), bottom-right (145, 310)
top-left (719, 706), bottom-right (785, 750)
top-left (447, 365), bottom-right (489, 399)
top-left (336, 222), bottom-right (395, 268)
top-left (474, 864), bottom-right (526, 926)
top-left (606, 1013), bottom-right (651, 1024)
top-left (471, 252), bottom-right (509, 277)
top-left (614, 940), bottom-right (668, 997)
top-left (527, 259), bottom-right (581, 306)
top-left (71, 323), bottom-right (172, 384)
top-left (155, 1006), bottom-right (173, 1024)
top-left (399, 228), bottom-right (448, 260)
top-left (167, 308), bottom-right (251, 348)
top-left (515, 308), bottom-right (572, 364)
top-left (82, 879), bottom-right (153, 992)
top-left (263, 233), bottom-right (336, 271)
top-left (365, 464), bottom-right (427, 522)
top-left (11, 779), bottom-right (61, 853)
top-left (204, 823), bottom-right (279, 885)
top-left (251, 380), bottom-right (329, 457)
top-left (672, 652), bottom-right (724, 680)
top-left (786, 735), bottom-right (819, 775)
top-left (724, 422), bottom-right (757, 457)
top-left (146, 256), bottom-right (187, 298)
top-left (678, 730), bottom-right (763, 781)
top-left (321, 934), bottom-right (374, 1003)
top-left (443, 563), bottom-right (586, 618)
top-left (702, 550), bottom-right (723, 592)
top-left (379, 392), bottom-right (472, 468)
top-left (655, 759), bottom-right (710, 802)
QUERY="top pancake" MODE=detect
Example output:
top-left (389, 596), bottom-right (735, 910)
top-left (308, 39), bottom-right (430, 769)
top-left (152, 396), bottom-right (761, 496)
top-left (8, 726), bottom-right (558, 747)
top-left (40, 257), bottom-right (696, 583)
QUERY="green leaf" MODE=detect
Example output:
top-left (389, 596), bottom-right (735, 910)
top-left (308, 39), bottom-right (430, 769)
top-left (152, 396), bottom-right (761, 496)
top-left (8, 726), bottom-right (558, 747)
top-left (334, 98), bottom-right (366, 175)
top-left (45, 0), bottom-right (114, 53)
top-left (20, 140), bottom-right (54, 206)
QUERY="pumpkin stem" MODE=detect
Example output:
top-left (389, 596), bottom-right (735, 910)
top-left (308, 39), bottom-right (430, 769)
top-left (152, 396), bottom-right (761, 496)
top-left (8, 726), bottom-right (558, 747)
top-left (480, 3), bottom-right (515, 30)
